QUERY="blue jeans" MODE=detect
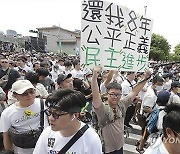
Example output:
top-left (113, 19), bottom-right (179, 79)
top-left (105, 147), bottom-right (123, 154)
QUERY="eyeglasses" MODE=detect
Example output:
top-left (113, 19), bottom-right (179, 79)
top-left (1, 61), bottom-right (8, 63)
top-left (20, 89), bottom-right (35, 96)
top-left (107, 92), bottom-right (122, 98)
top-left (45, 109), bottom-right (69, 119)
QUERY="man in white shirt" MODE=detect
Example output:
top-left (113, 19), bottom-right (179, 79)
top-left (33, 89), bottom-right (102, 154)
top-left (140, 75), bottom-right (164, 118)
top-left (162, 73), bottom-right (172, 91)
top-left (71, 59), bottom-right (84, 80)
top-left (121, 71), bottom-right (137, 128)
top-left (1, 80), bottom-right (49, 154)
top-left (144, 103), bottom-right (180, 154)
top-left (168, 81), bottom-right (180, 104)
top-left (15, 57), bottom-right (31, 77)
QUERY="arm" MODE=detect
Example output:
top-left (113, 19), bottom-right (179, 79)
top-left (91, 66), bottom-right (103, 109)
top-left (104, 70), bottom-right (114, 87)
top-left (3, 132), bottom-right (13, 150)
top-left (128, 70), bottom-right (151, 102)
top-left (82, 80), bottom-right (90, 89)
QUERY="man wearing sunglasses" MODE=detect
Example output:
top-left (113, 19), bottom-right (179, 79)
top-left (0, 80), bottom-right (49, 154)
top-left (33, 89), bottom-right (102, 154)
top-left (144, 103), bottom-right (180, 154)
top-left (0, 57), bottom-right (20, 102)
top-left (91, 66), bottom-right (151, 154)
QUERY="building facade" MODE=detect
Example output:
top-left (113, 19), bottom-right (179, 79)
top-left (37, 26), bottom-right (80, 55)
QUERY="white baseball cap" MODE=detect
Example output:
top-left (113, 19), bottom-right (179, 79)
top-left (12, 80), bottom-right (35, 94)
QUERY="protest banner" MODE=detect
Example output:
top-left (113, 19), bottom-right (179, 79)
top-left (81, 0), bottom-right (153, 72)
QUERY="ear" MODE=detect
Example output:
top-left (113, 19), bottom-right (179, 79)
top-left (59, 83), bottom-right (63, 89)
top-left (166, 127), bottom-right (175, 138)
top-left (74, 113), bottom-right (80, 118)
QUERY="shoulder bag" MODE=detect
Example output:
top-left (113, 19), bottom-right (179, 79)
top-left (0, 68), bottom-right (11, 88)
top-left (9, 99), bottom-right (44, 149)
top-left (58, 124), bottom-right (89, 154)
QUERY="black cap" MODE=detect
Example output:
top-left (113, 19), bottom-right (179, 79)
top-left (157, 90), bottom-right (170, 104)
top-left (171, 81), bottom-right (180, 88)
top-left (57, 73), bottom-right (72, 85)
top-left (162, 73), bottom-right (169, 79)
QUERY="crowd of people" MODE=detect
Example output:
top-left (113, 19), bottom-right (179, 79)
top-left (0, 49), bottom-right (179, 154)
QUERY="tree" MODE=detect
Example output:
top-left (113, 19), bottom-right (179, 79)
top-left (149, 33), bottom-right (171, 61)
top-left (174, 43), bottom-right (180, 56)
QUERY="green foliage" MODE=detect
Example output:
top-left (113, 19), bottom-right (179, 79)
top-left (169, 53), bottom-right (180, 61)
top-left (174, 43), bottom-right (180, 56)
top-left (150, 33), bottom-right (171, 61)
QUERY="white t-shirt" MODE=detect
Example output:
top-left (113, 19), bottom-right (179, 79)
top-left (35, 83), bottom-right (49, 98)
top-left (163, 80), bottom-right (172, 91)
top-left (121, 79), bottom-right (136, 98)
top-left (140, 86), bottom-right (157, 115)
top-left (156, 106), bottom-right (166, 130)
top-left (71, 69), bottom-right (84, 80)
top-left (138, 82), bottom-right (149, 100)
top-left (33, 122), bottom-right (102, 154)
top-left (1, 98), bottom-right (49, 154)
top-left (144, 137), bottom-right (169, 154)
top-left (100, 79), bottom-right (113, 94)
top-left (168, 91), bottom-right (180, 104)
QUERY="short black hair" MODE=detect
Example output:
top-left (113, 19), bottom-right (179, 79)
top-left (36, 68), bottom-right (49, 77)
top-left (152, 74), bottom-right (164, 84)
top-left (163, 103), bottom-right (180, 138)
top-left (24, 71), bottom-right (39, 84)
top-left (45, 89), bottom-right (86, 113)
top-left (73, 59), bottom-right (80, 68)
top-left (64, 61), bottom-right (72, 67)
top-left (40, 61), bottom-right (52, 67)
top-left (106, 82), bottom-right (122, 92)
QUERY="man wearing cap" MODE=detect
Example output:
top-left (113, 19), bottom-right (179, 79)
top-left (0, 80), bottom-right (49, 154)
top-left (33, 89), bottom-right (102, 154)
top-left (168, 81), bottom-right (180, 104)
top-left (56, 73), bottom-right (73, 90)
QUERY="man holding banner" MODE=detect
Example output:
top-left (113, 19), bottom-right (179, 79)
top-left (91, 66), bottom-right (151, 153)
top-left (81, 1), bottom-right (153, 153)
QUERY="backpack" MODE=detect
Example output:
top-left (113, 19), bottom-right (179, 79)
top-left (100, 102), bottom-right (126, 128)
top-left (92, 101), bottom-right (126, 151)
top-left (92, 101), bottom-right (126, 129)
top-left (146, 107), bottom-right (164, 134)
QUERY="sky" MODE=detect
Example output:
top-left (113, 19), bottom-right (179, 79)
top-left (0, 0), bottom-right (180, 51)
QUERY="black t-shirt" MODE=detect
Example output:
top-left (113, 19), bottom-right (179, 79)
top-left (0, 68), bottom-right (20, 90)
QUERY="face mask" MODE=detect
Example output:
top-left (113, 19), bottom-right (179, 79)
top-left (155, 85), bottom-right (163, 92)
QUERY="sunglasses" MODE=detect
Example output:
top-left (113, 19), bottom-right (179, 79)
top-left (107, 92), bottom-right (122, 98)
top-left (45, 109), bottom-right (69, 119)
top-left (20, 89), bottom-right (35, 96)
top-left (1, 61), bottom-right (8, 63)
